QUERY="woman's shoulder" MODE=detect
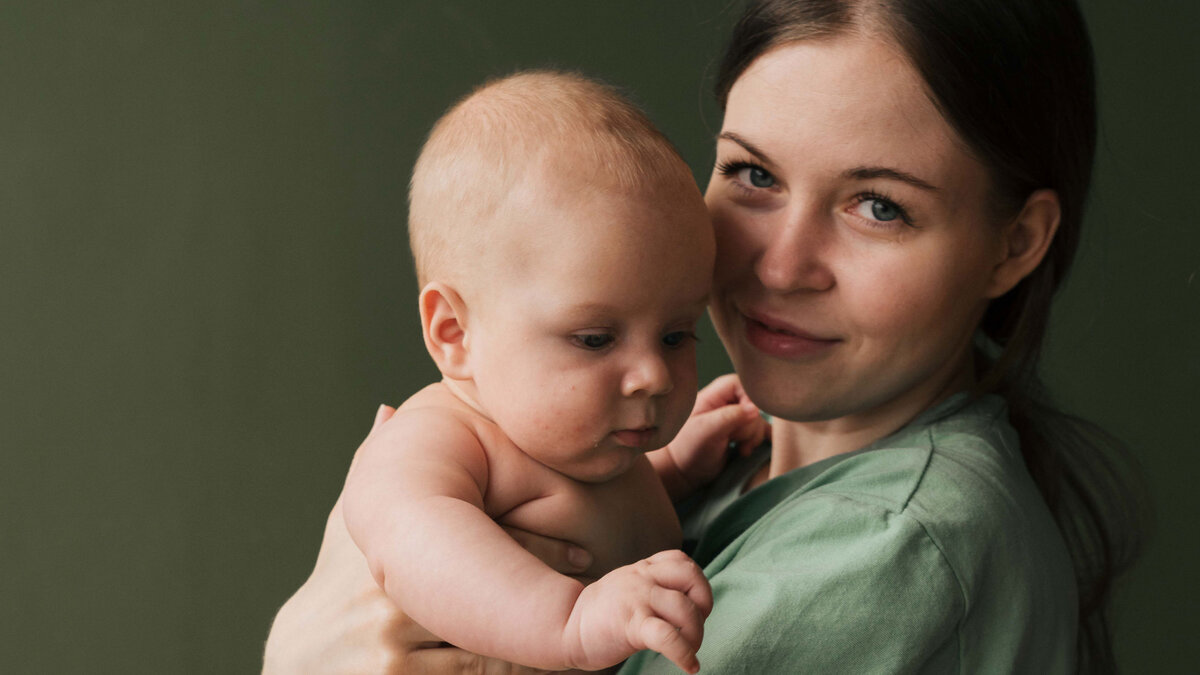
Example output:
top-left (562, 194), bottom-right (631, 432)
top-left (780, 393), bottom-right (1068, 571)
top-left (688, 394), bottom-right (1023, 566)
top-left (789, 394), bottom-right (1025, 511)
top-left (721, 394), bottom-right (1076, 666)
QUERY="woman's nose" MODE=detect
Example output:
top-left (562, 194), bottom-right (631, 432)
top-left (755, 209), bottom-right (835, 293)
top-left (621, 351), bottom-right (673, 398)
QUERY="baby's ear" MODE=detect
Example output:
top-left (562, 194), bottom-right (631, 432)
top-left (985, 188), bottom-right (1062, 299)
top-left (419, 282), bottom-right (472, 380)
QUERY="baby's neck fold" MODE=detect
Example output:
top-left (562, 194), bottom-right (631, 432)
top-left (440, 377), bottom-right (494, 422)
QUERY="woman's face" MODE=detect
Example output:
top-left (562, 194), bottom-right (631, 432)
top-left (707, 36), bottom-right (1008, 425)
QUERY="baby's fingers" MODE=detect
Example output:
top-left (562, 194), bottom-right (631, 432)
top-left (650, 585), bottom-right (706, 652)
top-left (645, 551), bottom-right (714, 616)
top-left (731, 408), bottom-right (770, 456)
top-left (635, 615), bottom-right (700, 675)
top-left (692, 373), bottom-right (745, 413)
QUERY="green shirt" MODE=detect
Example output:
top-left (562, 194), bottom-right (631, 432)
top-left (620, 394), bottom-right (1076, 674)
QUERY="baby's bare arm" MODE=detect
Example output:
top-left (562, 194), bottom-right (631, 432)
top-left (342, 409), bottom-right (598, 669)
top-left (341, 408), bottom-right (712, 672)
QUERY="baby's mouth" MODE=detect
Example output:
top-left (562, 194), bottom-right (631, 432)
top-left (612, 427), bottom-right (657, 449)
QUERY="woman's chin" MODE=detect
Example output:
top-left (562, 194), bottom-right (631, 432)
top-left (735, 371), bottom-right (838, 423)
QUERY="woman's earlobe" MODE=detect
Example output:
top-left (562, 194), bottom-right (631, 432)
top-left (985, 189), bottom-right (1061, 298)
top-left (418, 282), bottom-right (472, 380)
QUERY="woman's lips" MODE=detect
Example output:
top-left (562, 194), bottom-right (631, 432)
top-left (612, 428), bottom-right (657, 449)
top-left (742, 310), bottom-right (840, 359)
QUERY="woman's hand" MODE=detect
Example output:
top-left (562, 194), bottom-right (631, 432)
top-left (262, 405), bottom-right (597, 675)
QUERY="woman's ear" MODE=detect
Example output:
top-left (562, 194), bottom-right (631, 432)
top-left (985, 188), bottom-right (1061, 299)
top-left (419, 282), bottom-right (473, 380)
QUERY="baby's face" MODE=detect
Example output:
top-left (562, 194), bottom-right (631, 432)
top-left (465, 182), bottom-right (714, 482)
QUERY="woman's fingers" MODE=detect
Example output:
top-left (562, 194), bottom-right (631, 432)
top-left (346, 404), bottom-right (398, 479)
top-left (373, 403), bottom-right (397, 430)
top-left (403, 646), bottom-right (513, 675)
top-left (407, 646), bottom-right (561, 675)
top-left (265, 498), bottom-right (416, 675)
top-left (502, 526), bottom-right (593, 576)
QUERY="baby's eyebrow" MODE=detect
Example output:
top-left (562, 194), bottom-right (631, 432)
top-left (560, 302), bottom-right (619, 320)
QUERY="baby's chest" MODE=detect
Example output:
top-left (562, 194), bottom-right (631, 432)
top-left (484, 456), bottom-right (682, 579)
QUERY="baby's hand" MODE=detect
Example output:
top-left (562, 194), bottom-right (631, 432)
top-left (563, 550), bottom-right (712, 673)
top-left (651, 374), bottom-right (769, 499)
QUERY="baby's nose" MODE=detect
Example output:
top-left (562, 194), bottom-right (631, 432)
top-left (621, 353), bottom-right (673, 397)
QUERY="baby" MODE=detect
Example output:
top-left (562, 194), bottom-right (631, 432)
top-left (343, 71), bottom-right (763, 673)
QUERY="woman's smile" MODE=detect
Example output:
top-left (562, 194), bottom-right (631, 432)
top-left (740, 307), bottom-right (841, 359)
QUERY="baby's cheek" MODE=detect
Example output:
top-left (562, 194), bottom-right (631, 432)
top-left (526, 389), bottom-right (595, 438)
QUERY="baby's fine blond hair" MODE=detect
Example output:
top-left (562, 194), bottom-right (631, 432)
top-left (407, 70), bottom-right (699, 289)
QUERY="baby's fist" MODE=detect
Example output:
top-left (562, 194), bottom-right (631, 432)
top-left (565, 550), bottom-right (712, 673)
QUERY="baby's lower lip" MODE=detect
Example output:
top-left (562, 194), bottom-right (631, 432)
top-left (613, 428), bottom-right (657, 448)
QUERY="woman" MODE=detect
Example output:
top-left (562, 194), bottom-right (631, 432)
top-left (264, 0), bottom-right (1143, 671)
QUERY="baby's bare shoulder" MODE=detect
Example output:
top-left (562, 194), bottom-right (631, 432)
top-left (386, 384), bottom-right (497, 447)
top-left (388, 383), bottom-right (562, 505)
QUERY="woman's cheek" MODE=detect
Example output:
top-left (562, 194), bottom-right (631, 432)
top-left (842, 255), bottom-right (951, 348)
top-left (710, 206), bottom-right (756, 267)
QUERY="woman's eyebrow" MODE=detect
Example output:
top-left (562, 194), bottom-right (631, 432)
top-left (719, 132), bottom-right (940, 193)
top-left (717, 131), bottom-right (772, 164)
top-left (844, 166), bottom-right (940, 192)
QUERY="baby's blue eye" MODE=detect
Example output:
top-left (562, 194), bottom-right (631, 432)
top-left (574, 334), bottom-right (614, 350)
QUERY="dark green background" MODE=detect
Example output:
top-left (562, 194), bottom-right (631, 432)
top-left (2, 1), bottom-right (1195, 672)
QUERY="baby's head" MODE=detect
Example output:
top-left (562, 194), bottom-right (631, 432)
top-left (408, 71), bottom-right (714, 482)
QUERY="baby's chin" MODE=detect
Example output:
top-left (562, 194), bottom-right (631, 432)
top-left (544, 444), bottom-right (643, 484)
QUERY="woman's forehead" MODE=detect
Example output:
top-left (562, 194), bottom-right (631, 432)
top-left (723, 37), bottom-right (966, 177)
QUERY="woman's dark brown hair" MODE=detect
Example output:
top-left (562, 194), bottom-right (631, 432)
top-left (715, 1), bottom-right (1146, 671)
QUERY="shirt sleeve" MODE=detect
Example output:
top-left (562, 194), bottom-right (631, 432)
top-left (620, 492), bottom-right (965, 674)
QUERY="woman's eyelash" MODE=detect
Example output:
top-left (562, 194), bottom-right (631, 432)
top-left (716, 159), bottom-right (778, 195)
top-left (716, 159), bottom-right (762, 178)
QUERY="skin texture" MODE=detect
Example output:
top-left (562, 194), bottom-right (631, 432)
top-left (342, 162), bottom-right (730, 671)
top-left (263, 405), bottom-right (577, 675)
top-left (707, 36), bottom-right (1056, 478)
top-left (264, 34), bottom-right (1062, 675)
top-left (430, 176), bottom-right (715, 483)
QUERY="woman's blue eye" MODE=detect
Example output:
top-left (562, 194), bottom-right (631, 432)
top-left (852, 195), bottom-right (910, 226)
top-left (717, 160), bottom-right (777, 191)
top-left (743, 166), bottom-right (775, 188)
top-left (869, 199), bottom-right (900, 221)
top-left (575, 334), bottom-right (613, 350)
